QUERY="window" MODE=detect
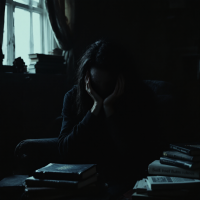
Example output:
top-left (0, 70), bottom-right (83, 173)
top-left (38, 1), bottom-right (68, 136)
top-left (2, 0), bottom-right (58, 66)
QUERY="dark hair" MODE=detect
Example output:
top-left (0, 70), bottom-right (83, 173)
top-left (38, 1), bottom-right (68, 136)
top-left (74, 39), bottom-right (141, 120)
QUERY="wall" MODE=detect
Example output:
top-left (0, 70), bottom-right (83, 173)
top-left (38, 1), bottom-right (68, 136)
top-left (70, 0), bottom-right (200, 119)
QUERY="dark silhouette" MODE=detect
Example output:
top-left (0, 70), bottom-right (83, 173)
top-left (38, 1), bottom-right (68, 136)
top-left (73, 39), bottom-right (142, 121)
top-left (58, 39), bottom-right (158, 196)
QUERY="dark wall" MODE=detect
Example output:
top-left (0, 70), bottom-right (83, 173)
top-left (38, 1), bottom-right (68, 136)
top-left (71, 0), bottom-right (200, 118)
top-left (0, 73), bottom-right (73, 179)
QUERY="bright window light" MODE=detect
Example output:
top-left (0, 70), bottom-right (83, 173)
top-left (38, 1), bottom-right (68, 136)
top-left (33, 12), bottom-right (41, 54)
top-left (15, 8), bottom-right (30, 66)
top-left (2, 5), bottom-right (7, 65)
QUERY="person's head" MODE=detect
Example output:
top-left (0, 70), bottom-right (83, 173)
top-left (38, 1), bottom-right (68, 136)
top-left (74, 39), bottom-right (140, 118)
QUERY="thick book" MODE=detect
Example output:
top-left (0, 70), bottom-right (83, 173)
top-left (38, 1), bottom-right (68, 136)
top-left (170, 143), bottom-right (200, 156)
top-left (33, 163), bottom-right (97, 180)
top-left (0, 175), bottom-right (29, 194)
top-left (148, 160), bottom-right (200, 178)
top-left (25, 173), bottom-right (98, 189)
top-left (146, 176), bottom-right (200, 191)
top-left (25, 182), bottom-right (107, 198)
top-left (160, 156), bottom-right (200, 170)
top-left (29, 54), bottom-right (64, 60)
top-left (163, 150), bottom-right (200, 162)
top-left (133, 179), bottom-right (191, 197)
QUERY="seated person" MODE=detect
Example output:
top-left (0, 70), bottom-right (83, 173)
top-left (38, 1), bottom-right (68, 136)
top-left (58, 39), bottom-right (160, 194)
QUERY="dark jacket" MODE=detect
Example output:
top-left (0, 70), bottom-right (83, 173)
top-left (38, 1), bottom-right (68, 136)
top-left (58, 82), bottom-right (160, 184)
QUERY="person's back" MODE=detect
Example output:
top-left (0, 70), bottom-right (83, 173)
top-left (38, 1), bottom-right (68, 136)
top-left (57, 39), bottom-right (159, 194)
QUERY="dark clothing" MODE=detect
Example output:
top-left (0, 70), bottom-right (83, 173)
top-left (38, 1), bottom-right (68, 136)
top-left (58, 82), bottom-right (160, 186)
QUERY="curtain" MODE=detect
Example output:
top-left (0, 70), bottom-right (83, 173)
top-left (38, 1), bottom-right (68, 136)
top-left (0, 0), bottom-right (6, 65)
top-left (45, 0), bottom-right (73, 51)
top-left (42, 0), bottom-right (59, 55)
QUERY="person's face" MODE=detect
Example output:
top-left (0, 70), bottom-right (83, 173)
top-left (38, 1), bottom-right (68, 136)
top-left (89, 67), bottom-right (117, 99)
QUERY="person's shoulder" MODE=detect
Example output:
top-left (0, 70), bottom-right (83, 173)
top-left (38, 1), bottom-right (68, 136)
top-left (64, 84), bottom-right (78, 100)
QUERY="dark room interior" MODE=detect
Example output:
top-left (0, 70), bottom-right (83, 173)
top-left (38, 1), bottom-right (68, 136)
top-left (0, 0), bottom-right (200, 199)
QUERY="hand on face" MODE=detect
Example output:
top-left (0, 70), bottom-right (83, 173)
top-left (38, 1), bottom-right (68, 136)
top-left (103, 74), bottom-right (125, 108)
top-left (84, 70), bottom-right (103, 105)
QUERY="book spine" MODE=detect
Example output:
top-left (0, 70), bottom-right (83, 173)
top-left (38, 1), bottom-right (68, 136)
top-left (29, 54), bottom-right (64, 60)
top-left (148, 163), bottom-right (200, 178)
top-left (29, 64), bottom-right (65, 68)
top-left (160, 157), bottom-right (192, 169)
top-left (25, 179), bottom-right (78, 189)
top-left (163, 151), bottom-right (194, 161)
top-left (30, 60), bottom-right (65, 65)
top-left (169, 144), bottom-right (191, 155)
top-left (33, 172), bottom-right (82, 181)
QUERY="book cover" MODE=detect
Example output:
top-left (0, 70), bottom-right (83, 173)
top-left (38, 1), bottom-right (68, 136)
top-left (29, 54), bottom-right (64, 60)
top-left (170, 143), bottom-right (200, 156)
top-left (146, 176), bottom-right (200, 191)
top-left (25, 173), bottom-right (98, 189)
top-left (33, 163), bottom-right (97, 180)
top-left (160, 156), bottom-right (200, 170)
top-left (148, 160), bottom-right (200, 178)
top-left (0, 175), bottom-right (29, 193)
top-left (163, 150), bottom-right (200, 162)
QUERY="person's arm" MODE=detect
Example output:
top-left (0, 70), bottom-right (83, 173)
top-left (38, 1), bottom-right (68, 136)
top-left (57, 86), bottom-right (104, 164)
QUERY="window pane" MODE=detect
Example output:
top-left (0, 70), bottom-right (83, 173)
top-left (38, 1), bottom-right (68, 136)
top-left (2, 5), bottom-right (7, 65)
top-left (15, 8), bottom-right (30, 66)
top-left (14, 0), bottom-right (29, 5)
top-left (33, 12), bottom-right (41, 54)
top-left (14, 0), bottom-right (39, 7)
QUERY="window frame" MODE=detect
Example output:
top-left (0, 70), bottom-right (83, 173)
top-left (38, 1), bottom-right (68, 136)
top-left (4, 0), bottom-right (45, 65)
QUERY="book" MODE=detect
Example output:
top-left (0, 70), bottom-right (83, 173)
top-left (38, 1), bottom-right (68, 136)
top-left (146, 176), bottom-right (200, 191)
top-left (133, 179), bottom-right (148, 193)
top-left (0, 175), bottom-right (29, 193)
top-left (29, 63), bottom-right (65, 68)
top-left (30, 59), bottom-right (65, 64)
top-left (163, 150), bottom-right (200, 162)
top-left (170, 143), bottom-right (200, 156)
top-left (160, 156), bottom-right (200, 170)
top-left (33, 163), bottom-right (97, 180)
top-left (24, 182), bottom-right (106, 198)
top-left (25, 173), bottom-right (98, 189)
top-left (133, 178), bottom-right (192, 197)
top-left (28, 68), bottom-right (65, 74)
top-left (27, 68), bottom-right (35, 74)
top-left (29, 54), bottom-right (64, 60)
top-left (131, 192), bottom-right (181, 200)
top-left (148, 160), bottom-right (200, 178)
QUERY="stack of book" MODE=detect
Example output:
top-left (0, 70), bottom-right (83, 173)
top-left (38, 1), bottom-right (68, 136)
top-left (28, 54), bottom-right (66, 74)
top-left (25, 163), bottom-right (107, 200)
top-left (132, 143), bottom-right (200, 199)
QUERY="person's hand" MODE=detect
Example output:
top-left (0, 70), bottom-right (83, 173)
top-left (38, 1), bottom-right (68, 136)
top-left (103, 74), bottom-right (125, 117)
top-left (85, 70), bottom-right (103, 116)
